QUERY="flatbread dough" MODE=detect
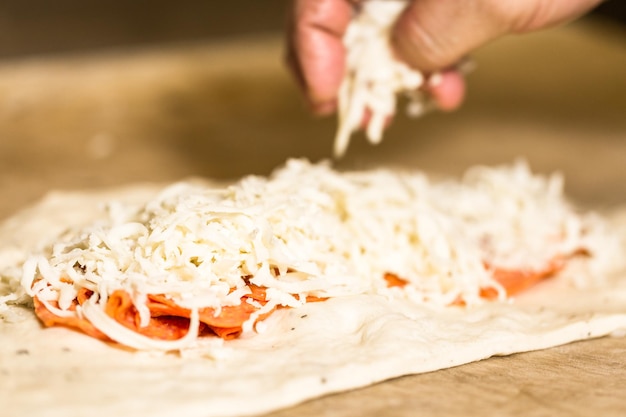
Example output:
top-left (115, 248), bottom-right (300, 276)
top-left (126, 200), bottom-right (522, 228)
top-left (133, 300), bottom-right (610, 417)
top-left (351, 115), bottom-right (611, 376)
top-left (1, 183), bottom-right (626, 417)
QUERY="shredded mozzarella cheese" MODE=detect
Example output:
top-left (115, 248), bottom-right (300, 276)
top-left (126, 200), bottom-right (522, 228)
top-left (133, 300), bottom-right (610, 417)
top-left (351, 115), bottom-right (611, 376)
top-left (335, 0), bottom-right (433, 157)
top-left (16, 158), bottom-right (621, 348)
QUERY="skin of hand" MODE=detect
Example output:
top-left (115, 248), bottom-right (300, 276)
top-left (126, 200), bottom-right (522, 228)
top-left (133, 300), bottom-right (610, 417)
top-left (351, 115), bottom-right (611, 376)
top-left (286, 0), bottom-right (604, 116)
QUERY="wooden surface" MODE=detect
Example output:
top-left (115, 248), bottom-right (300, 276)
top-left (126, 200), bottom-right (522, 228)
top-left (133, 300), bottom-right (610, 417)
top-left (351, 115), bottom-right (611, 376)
top-left (1, 20), bottom-right (625, 416)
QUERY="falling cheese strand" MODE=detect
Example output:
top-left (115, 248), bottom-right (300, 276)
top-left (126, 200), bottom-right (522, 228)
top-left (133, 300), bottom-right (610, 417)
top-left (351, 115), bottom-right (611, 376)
top-left (335, 0), bottom-right (432, 157)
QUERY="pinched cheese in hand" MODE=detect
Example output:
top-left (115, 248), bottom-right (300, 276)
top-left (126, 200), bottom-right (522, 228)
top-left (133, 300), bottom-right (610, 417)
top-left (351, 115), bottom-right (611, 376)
top-left (335, 0), bottom-right (432, 157)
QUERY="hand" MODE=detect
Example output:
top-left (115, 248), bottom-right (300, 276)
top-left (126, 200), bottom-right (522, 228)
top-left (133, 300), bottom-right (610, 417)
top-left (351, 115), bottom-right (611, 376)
top-left (286, 0), bottom-right (602, 116)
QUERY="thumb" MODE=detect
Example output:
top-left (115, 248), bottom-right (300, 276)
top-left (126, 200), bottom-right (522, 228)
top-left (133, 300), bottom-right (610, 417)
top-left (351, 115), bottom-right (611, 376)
top-left (391, 0), bottom-right (511, 72)
top-left (391, 0), bottom-right (603, 72)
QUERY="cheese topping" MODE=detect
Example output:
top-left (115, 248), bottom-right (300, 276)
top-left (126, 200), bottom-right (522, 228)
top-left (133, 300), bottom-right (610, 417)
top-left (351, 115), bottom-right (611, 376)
top-left (335, 0), bottom-right (433, 157)
top-left (15, 159), bottom-right (617, 347)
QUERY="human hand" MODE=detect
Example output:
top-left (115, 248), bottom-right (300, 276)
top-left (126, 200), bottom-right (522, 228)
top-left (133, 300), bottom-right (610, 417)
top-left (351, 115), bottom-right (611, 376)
top-left (286, 0), bottom-right (602, 116)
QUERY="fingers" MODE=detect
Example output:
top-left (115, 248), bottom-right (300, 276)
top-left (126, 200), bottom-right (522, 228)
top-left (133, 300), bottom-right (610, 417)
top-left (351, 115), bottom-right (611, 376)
top-left (391, 0), bottom-right (509, 72)
top-left (286, 0), bottom-right (469, 117)
top-left (427, 70), bottom-right (466, 112)
top-left (286, 0), bottom-right (355, 115)
top-left (392, 0), bottom-right (603, 72)
top-left (287, 0), bottom-right (602, 119)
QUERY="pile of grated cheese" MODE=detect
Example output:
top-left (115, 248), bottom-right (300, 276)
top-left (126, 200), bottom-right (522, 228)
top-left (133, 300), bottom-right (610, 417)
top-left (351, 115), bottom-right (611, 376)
top-left (14, 159), bottom-right (619, 348)
top-left (335, 0), bottom-right (434, 157)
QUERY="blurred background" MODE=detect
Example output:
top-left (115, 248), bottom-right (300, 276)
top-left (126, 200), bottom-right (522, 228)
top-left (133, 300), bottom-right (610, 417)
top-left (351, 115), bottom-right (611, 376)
top-left (0, 1), bottom-right (624, 58)
top-left (0, 1), bottom-right (625, 220)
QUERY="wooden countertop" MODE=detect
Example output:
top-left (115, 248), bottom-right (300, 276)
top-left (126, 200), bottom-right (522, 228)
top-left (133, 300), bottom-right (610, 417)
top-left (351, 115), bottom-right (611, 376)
top-left (0, 20), bottom-right (625, 416)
